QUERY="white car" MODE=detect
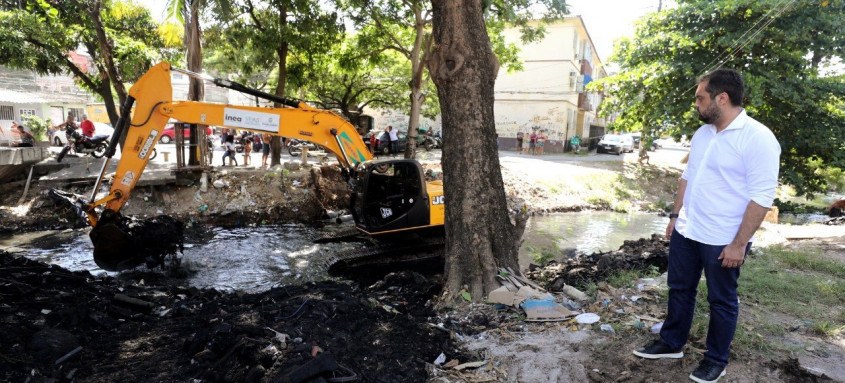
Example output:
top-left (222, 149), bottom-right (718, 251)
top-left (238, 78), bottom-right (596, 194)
top-left (597, 134), bottom-right (635, 155)
top-left (52, 122), bottom-right (114, 146)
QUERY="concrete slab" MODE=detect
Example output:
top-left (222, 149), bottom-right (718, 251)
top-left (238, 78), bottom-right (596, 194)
top-left (0, 147), bottom-right (52, 182)
top-left (38, 155), bottom-right (178, 187)
top-left (0, 147), bottom-right (51, 165)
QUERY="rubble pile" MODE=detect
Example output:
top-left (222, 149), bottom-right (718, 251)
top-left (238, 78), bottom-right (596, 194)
top-left (526, 234), bottom-right (670, 290)
top-left (0, 252), bottom-right (464, 382)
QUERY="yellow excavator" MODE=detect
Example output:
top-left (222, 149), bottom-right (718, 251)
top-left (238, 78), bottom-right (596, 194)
top-left (78, 62), bottom-right (445, 271)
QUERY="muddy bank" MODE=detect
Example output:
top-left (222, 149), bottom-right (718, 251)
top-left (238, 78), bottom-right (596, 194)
top-left (0, 250), bottom-right (465, 382)
top-left (0, 164), bottom-right (348, 234)
top-left (526, 234), bottom-right (670, 291)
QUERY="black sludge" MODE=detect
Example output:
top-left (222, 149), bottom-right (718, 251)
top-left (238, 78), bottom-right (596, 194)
top-left (91, 209), bottom-right (184, 271)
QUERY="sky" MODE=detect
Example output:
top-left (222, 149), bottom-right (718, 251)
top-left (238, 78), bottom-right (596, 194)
top-left (565, 0), bottom-right (672, 63)
top-left (136, 0), bottom-right (670, 65)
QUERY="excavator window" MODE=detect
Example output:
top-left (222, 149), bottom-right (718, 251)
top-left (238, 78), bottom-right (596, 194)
top-left (365, 162), bottom-right (422, 227)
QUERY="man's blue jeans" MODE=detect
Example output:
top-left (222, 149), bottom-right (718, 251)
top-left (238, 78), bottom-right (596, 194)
top-left (660, 231), bottom-right (750, 368)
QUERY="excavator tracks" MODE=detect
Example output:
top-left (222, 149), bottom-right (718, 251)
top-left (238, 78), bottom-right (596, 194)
top-left (325, 237), bottom-right (445, 274)
top-left (314, 227), bottom-right (369, 244)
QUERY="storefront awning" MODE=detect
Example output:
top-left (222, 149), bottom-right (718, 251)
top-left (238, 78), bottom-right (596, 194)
top-left (0, 89), bottom-right (88, 104)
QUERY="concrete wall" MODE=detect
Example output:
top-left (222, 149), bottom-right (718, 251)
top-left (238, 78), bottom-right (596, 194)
top-left (495, 100), bottom-right (573, 152)
top-left (363, 108), bottom-right (442, 134)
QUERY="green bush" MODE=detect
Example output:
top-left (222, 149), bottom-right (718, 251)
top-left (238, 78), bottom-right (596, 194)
top-left (22, 115), bottom-right (52, 142)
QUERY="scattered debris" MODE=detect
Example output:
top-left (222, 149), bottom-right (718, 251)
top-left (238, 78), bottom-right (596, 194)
top-left (526, 234), bottom-right (669, 291)
top-left (575, 313), bottom-right (601, 324)
top-left (488, 268), bottom-right (574, 322)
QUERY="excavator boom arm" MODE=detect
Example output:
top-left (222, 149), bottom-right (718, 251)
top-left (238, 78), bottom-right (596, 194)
top-left (95, 62), bottom-right (372, 216)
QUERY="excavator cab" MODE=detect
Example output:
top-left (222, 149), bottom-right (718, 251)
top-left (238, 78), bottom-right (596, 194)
top-left (351, 160), bottom-right (431, 234)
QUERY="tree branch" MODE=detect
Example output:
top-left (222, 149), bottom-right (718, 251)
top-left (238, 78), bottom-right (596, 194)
top-left (245, 0), bottom-right (265, 32)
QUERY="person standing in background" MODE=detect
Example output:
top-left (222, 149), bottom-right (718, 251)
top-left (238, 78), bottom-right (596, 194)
top-left (388, 125), bottom-right (399, 156)
top-left (80, 114), bottom-right (95, 137)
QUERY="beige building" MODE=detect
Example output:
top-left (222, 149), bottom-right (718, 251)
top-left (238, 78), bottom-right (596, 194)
top-left (495, 16), bottom-right (608, 152)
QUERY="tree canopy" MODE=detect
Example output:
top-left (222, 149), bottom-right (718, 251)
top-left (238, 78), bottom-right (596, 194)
top-left (593, 0), bottom-right (845, 196)
top-left (0, 0), bottom-right (173, 128)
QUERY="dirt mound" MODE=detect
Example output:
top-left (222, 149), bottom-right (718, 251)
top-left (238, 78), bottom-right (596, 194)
top-left (526, 234), bottom-right (669, 290)
top-left (0, 166), bottom-right (348, 235)
top-left (0, 251), bottom-right (463, 382)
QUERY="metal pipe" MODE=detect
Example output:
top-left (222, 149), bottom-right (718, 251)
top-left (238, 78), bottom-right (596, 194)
top-left (90, 96), bottom-right (135, 202)
top-left (172, 67), bottom-right (301, 109)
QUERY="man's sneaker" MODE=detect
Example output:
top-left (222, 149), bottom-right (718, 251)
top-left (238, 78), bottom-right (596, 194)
top-left (632, 339), bottom-right (684, 359)
top-left (689, 359), bottom-right (726, 383)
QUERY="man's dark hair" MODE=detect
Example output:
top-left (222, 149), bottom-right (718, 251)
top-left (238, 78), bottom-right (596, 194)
top-left (698, 68), bottom-right (744, 106)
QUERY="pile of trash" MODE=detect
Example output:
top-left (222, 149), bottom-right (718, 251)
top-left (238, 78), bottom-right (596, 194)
top-left (525, 234), bottom-right (669, 290)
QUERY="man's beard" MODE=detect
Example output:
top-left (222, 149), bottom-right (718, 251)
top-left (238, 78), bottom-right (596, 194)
top-left (698, 103), bottom-right (720, 124)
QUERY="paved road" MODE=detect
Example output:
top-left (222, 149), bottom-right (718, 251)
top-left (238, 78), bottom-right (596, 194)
top-left (499, 141), bottom-right (689, 168)
top-left (43, 139), bottom-right (690, 172)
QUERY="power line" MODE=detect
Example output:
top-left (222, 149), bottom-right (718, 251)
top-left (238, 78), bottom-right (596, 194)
top-left (688, 0), bottom-right (797, 92)
top-left (701, 0), bottom-right (796, 75)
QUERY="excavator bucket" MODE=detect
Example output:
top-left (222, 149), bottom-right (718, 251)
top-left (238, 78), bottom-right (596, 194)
top-left (48, 189), bottom-right (185, 271)
top-left (90, 209), bottom-right (184, 271)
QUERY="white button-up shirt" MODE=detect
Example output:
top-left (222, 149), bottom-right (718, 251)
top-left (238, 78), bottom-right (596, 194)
top-left (675, 110), bottom-right (781, 245)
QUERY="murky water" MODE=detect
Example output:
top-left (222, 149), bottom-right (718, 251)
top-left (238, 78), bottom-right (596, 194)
top-left (518, 211), bottom-right (667, 267)
top-left (7, 210), bottom-right (806, 292)
top-left (0, 224), bottom-right (360, 293)
top-left (778, 213), bottom-right (831, 225)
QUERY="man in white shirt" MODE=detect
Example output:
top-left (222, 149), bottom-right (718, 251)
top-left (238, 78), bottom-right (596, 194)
top-left (632, 69), bottom-right (781, 383)
top-left (387, 125), bottom-right (399, 156)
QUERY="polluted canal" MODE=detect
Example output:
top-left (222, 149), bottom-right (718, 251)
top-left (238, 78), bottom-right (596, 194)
top-left (0, 211), bottom-right (668, 292)
top-left (0, 224), bottom-right (358, 292)
top-left (0, 201), bottom-right (673, 383)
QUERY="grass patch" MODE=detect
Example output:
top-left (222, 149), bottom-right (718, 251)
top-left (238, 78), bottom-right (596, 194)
top-left (605, 266), bottom-right (661, 289)
top-left (765, 246), bottom-right (845, 279)
top-left (668, 245), bottom-right (845, 359)
top-left (525, 245), bottom-right (558, 266)
top-left (741, 249), bottom-right (845, 315)
top-left (812, 321), bottom-right (845, 337)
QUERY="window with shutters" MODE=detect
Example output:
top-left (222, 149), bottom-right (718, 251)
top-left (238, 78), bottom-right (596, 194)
top-left (69, 108), bottom-right (84, 119)
top-left (0, 105), bottom-right (13, 120)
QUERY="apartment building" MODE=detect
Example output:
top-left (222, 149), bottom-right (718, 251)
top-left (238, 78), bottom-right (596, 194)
top-left (495, 16), bottom-right (608, 152)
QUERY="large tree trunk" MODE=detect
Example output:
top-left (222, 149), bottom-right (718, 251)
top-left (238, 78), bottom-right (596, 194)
top-left (429, 0), bottom-right (526, 302)
top-left (271, 33), bottom-right (289, 167)
top-left (186, 0), bottom-right (204, 166)
top-left (90, 0), bottom-right (129, 148)
top-left (404, 2), bottom-right (428, 159)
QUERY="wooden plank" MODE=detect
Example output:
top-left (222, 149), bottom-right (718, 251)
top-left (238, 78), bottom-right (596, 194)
top-left (508, 267), bottom-right (545, 291)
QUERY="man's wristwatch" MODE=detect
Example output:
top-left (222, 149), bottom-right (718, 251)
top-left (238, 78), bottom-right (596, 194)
top-left (668, 213), bottom-right (679, 219)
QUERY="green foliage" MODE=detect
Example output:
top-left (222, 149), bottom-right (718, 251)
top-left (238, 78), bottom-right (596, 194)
top-left (772, 198), bottom-right (822, 214)
top-left (0, 0), bottom-right (170, 125)
top-left (592, 0), bottom-right (845, 196)
top-left (299, 34), bottom-right (417, 122)
top-left (205, 0), bottom-right (343, 100)
top-left (22, 115), bottom-right (51, 141)
top-left (526, 246), bottom-right (557, 266)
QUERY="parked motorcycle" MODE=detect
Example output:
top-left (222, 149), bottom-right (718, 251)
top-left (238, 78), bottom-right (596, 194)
top-left (56, 127), bottom-right (110, 162)
top-left (422, 134), bottom-right (441, 151)
top-left (288, 139), bottom-right (320, 156)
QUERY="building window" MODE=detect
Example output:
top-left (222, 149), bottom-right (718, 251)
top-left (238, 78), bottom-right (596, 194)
top-left (20, 109), bottom-right (35, 118)
top-left (69, 108), bottom-right (84, 119)
top-left (0, 105), bottom-right (13, 120)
